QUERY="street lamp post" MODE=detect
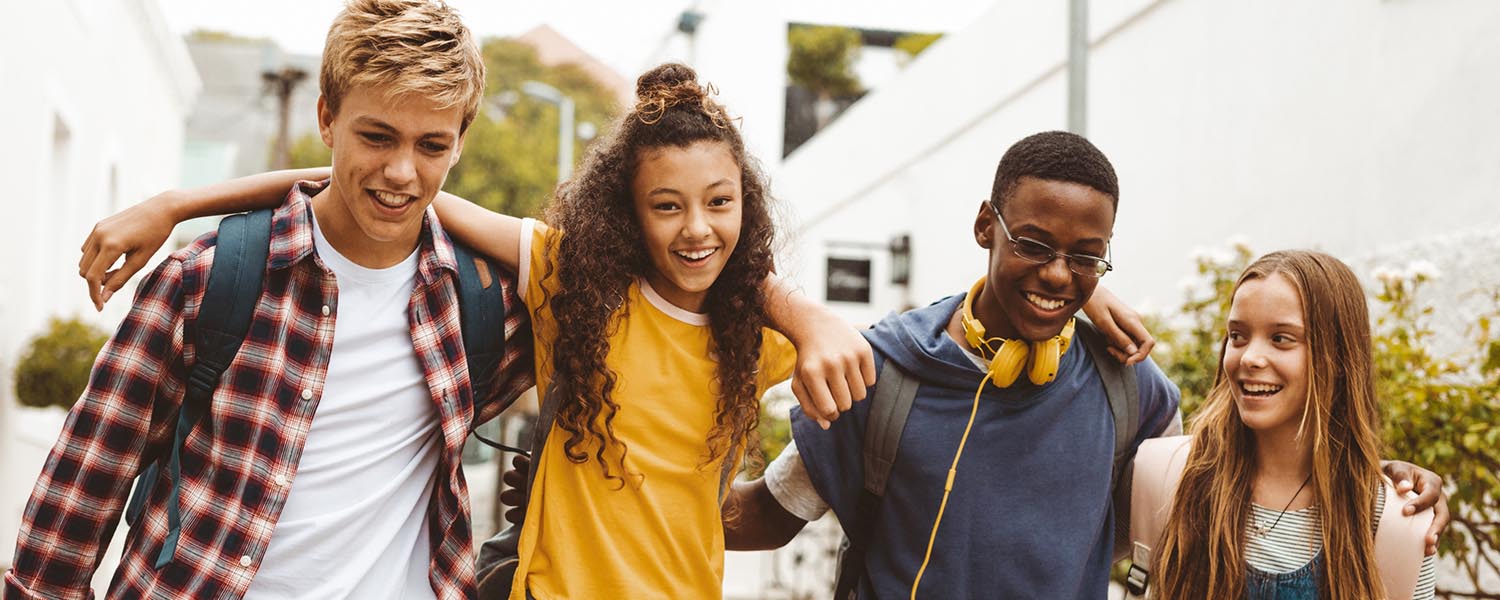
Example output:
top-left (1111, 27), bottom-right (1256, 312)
top-left (519, 81), bottom-right (576, 185)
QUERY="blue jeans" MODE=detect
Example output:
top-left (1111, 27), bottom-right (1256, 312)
top-left (1244, 552), bottom-right (1323, 600)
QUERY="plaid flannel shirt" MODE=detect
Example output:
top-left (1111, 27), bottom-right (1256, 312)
top-left (4, 181), bottom-right (534, 600)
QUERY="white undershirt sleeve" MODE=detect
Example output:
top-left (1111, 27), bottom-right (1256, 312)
top-left (763, 440), bottom-right (831, 522)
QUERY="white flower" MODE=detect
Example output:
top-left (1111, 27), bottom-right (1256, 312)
top-left (1371, 265), bottom-right (1402, 285)
top-left (1190, 246), bottom-right (1214, 262)
top-left (1225, 234), bottom-right (1252, 254)
top-left (1210, 249), bottom-right (1237, 269)
top-left (1404, 259), bottom-right (1441, 281)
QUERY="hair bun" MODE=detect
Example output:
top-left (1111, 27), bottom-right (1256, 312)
top-left (636, 63), bottom-right (699, 100)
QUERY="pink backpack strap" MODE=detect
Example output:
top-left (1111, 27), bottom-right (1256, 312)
top-left (1125, 435), bottom-right (1193, 597)
top-left (1374, 475), bottom-right (1433, 600)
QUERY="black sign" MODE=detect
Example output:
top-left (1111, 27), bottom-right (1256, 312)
top-left (826, 257), bottom-right (872, 303)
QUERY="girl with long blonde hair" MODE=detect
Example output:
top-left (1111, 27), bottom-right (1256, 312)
top-left (1143, 250), bottom-right (1436, 599)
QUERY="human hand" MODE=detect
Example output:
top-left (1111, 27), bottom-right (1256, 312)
top-left (79, 191), bottom-right (181, 310)
top-left (1381, 460), bottom-right (1449, 556)
top-left (788, 312), bottom-right (876, 430)
top-left (1081, 285), bottom-right (1155, 365)
top-left (499, 454), bottom-right (531, 525)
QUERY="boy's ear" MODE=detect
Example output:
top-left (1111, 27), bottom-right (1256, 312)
top-left (317, 95), bottom-right (335, 148)
top-left (450, 132), bottom-right (466, 167)
top-left (974, 201), bottom-right (995, 249)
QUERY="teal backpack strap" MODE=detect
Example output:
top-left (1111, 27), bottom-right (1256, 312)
top-left (126, 209), bottom-right (272, 569)
top-left (1073, 315), bottom-right (1141, 561)
top-left (833, 361), bottom-right (918, 599)
top-left (452, 239), bottom-right (529, 453)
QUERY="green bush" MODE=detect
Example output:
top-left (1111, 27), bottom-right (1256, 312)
top-left (14, 317), bottom-right (109, 410)
top-left (1151, 243), bottom-right (1500, 596)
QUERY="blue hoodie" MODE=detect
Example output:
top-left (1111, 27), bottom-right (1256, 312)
top-left (792, 293), bottom-right (1179, 599)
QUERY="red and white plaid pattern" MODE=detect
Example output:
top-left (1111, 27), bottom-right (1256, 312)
top-left (4, 181), bottom-right (533, 600)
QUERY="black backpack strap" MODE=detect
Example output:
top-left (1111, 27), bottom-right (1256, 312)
top-left (136, 209), bottom-right (271, 569)
top-left (834, 362), bottom-right (917, 600)
top-left (1073, 316), bottom-right (1141, 560)
top-left (451, 239), bottom-right (529, 454)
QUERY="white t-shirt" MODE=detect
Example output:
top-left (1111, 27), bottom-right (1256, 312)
top-left (243, 213), bottom-right (441, 600)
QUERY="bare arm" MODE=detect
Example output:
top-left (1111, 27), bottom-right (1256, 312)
top-left (429, 192), bottom-right (525, 272)
top-left (761, 277), bottom-right (877, 429)
top-left (80, 168), bottom-right (330, 309)
top-left (1081, 285), bottom-right (1156, 365)
top-left (723, 478), bottom-right (809, 551)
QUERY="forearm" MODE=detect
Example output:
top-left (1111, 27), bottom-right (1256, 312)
top-left (723, 479), bottom-right (807, 551)
top-left (761, 277), bottom-right (822, 341)
top-left (431, 192), bottom-right (524, 271)
top-left (160, 168), bottom-right (330, 221)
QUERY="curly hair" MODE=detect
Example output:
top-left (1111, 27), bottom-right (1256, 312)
top-left (990, 130), bottom-right (1119, 215)
top-left (541, 63), bottom-right (776, 484)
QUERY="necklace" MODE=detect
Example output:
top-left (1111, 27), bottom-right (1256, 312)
top-left (1251, 473), bottom-right (1314, 537)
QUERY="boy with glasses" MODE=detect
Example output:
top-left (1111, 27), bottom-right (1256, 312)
top-left (719, 131), bottom-right (1447, 598)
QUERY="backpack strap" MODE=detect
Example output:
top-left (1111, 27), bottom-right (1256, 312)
top-left (1072, 316), bottom-right (1141, 560)
top-left (1374, 475), bottom-right (1433, 600)
top-left (1124, 435), bottom-right (1192, 597)
top-left (451, 239), bottom-right (528, 453)
top-left (833, 361), bottom-right (918, 600)
top-left (133, 209), bottom-right (272, 569)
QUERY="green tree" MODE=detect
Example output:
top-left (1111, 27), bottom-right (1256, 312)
top-left (287, 37), bottom-right (620, 219)
top-left (15, 317), bottom-right (110, 410)
top-left (1150, 244), bottom-right (1500, 597)
top-left (893, 32), bottom-right (944, 65)
top-left (787, 25), bottom-right (862, 128)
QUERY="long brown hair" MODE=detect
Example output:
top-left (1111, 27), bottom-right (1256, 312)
top-left (1151, 250), bottom-right (1385, 599)
top-left (540, 63), bottom-right (776, 484)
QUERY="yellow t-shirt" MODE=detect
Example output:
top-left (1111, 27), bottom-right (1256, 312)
top-left (511, 220), bottom-right (795, 600)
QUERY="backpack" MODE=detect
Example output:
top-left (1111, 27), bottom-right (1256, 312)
top-left (831, 316), bottom-right (1142, 599)
top-left (122, 208), bottom-right (522, 568)
top-left (1125, 435), bottom-right (1433, 599)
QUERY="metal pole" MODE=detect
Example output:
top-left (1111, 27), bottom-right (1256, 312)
top-left (557, 96), bottom-right (575, 184)
top-left (1067, 0), bottom-right (1088, 135)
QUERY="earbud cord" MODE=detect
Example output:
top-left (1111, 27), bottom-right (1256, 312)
top-left (910, 370), bottom-right (990, 599)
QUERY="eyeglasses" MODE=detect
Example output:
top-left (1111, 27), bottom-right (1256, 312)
top-left (988, 201), bottom-right (1113, 278)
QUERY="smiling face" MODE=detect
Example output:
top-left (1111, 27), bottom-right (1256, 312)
top-left (311, 84), bottom-right (465, 268)
top-left (1224, 272), bottom-right (1311, 436)
top-left (972, 176), bottom-right (1115, 341)
top-left (631, 140), bottom-right (744, 313)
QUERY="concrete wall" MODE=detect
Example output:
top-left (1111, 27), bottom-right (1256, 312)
top-left (0, 0), bottom-right (199, 585)
top-left (777, 0), bottom-right (1500, 321)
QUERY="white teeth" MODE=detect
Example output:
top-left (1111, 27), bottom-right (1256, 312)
top-left (1025, 292), bottom-right (1066, 310)
top-left (675, 248), bottom-right (717, 260)
top-left (373, 190), bottom-right (414, 208)
top-left (1242, 383), bottom-right (1283, 394)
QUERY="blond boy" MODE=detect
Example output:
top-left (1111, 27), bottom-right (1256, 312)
top-left (3, 1), bottom-right (532, 598)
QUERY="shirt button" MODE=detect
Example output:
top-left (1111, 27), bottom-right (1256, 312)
top-left (239, 555), bottom-right (253, 567)
top-left (321, 304), bottom-right (331, 316)
top-left (301, 389), bottom-right (313, 401)
top-left (274, 474), bottom-right (289, 487)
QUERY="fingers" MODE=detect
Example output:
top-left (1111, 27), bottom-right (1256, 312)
top-left (1427, 496), bottom-right (1450, 556)
top-left (827, 364), bottom-right (853, 414)
top-left (503, 507), bottom-right (525, 525)
top-left (1130, 338), bottom-right (1156, 365)
top-left (842, 359), bottom-right (868, 405)
top-left (98, 250), bottom-right (154, 308)
top-left (859, 342), bottom-right (877, 387)
top-left (790, 377), bottom-right (830, 430)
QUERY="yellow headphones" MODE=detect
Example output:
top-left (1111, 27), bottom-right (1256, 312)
top-left (959, 277), bottom-right (1075, 387)
top-left (910, 278), bottom-right (1076, 599)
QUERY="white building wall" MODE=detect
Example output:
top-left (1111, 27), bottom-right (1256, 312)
top-left (0, 0), bottom-right (199, 584)
top-left (778, 0), bottom-right (1500, 319)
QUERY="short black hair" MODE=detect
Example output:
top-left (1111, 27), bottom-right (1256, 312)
top-left (990, 131), bottom-right (1119, 215)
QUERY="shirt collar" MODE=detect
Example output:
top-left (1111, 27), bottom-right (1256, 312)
top-left (266, 179), bottom-right (459, 283)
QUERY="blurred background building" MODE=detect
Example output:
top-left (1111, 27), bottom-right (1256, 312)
top-left (3, 0), bottom-right (1497, 597)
